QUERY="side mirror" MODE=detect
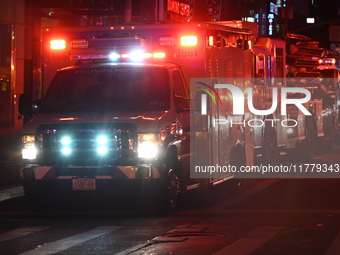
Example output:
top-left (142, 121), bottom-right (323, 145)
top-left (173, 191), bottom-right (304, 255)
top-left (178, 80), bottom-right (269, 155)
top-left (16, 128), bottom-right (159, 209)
top-left (174, 95), bottom-right (190, 113)
top-left (18, 94), bottom-right (40, 115)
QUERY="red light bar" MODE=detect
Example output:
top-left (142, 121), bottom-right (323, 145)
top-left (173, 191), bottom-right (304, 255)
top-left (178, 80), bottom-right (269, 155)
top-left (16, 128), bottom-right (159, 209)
top-left (70, 52), bottom-right (166, 61)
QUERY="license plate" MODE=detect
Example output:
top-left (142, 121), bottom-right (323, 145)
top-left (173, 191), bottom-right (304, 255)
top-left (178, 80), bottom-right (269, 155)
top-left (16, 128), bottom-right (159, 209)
top-left (72, 177), bottom-right (96, 191)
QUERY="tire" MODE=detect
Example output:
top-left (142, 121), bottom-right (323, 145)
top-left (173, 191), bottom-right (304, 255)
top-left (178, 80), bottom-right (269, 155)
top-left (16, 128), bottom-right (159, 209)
top-left (262, 126), bottom-right (278, 165)
top-left (159, 160), bottom-right (181, 211)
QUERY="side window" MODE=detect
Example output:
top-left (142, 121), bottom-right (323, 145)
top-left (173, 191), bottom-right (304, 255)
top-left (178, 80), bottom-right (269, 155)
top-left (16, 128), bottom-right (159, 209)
top-left (172, 69), bottom-right (189, 111)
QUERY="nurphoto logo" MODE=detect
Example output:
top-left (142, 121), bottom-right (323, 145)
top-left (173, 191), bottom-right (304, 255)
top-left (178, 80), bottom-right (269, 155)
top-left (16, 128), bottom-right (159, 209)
top-left (198, 83), bottom-right (312, 116)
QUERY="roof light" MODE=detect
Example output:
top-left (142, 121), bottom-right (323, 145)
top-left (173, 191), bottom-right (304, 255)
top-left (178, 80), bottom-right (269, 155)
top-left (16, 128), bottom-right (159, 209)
top-left (70, 54), bottom-right (109, 60)
top-left (144, 53), bottom-right (153, 58)
top-left (180, 36), bottom-right (198, 46)
top-left (319, 58), bottom-right (336, 66)
top-left (71, 51), bottom-right (165, 61)
top-left (50, 40), bottom-right (67, 50)
top-left (159, 36), bottom-right (176, 46)
top-left (109, 53), bottom-right (120, 60)
top-left (153, 52), bottom-right (166, 58)
top-left (122, 52), bottom-right (153, 61)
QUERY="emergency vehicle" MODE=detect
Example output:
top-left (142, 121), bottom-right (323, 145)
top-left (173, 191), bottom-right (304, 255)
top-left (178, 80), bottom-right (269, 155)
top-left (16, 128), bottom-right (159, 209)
top-left (284, 33), bottom-right (337, 157)
top-left (19, 20), bottom-right (336, 208)
top-left (315, 57), bottom-right (340, 144)
top-left (18, 22), bottom-right (256, 209)
top-left (251, 37), bottom-right (287, 164)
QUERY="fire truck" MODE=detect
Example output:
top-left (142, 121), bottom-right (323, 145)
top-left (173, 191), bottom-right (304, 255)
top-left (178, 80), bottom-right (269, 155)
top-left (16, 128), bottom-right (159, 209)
top-left (18, 22), bottom-right (256, 209)
top-left (285, 33), bottom-right (337, 157)
top-left (250, 37), bottom-right (287, 164)
top-left (315, 57), bottom-right (340, 144)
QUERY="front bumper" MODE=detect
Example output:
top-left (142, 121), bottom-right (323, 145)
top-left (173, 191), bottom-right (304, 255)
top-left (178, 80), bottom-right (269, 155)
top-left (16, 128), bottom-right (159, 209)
top-left (21, 164), bottom-right (162, 180)
top-left (21, 164), bottom-right (165, 199)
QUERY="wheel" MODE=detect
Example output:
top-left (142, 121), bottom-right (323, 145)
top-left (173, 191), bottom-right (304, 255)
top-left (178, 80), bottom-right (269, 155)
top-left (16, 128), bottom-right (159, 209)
top-left (262, 126), bottom-right (278, 165)
top-left (166, 169), bottom-right (181, 210)
top-left (159, 159), bottom-right (181, 211)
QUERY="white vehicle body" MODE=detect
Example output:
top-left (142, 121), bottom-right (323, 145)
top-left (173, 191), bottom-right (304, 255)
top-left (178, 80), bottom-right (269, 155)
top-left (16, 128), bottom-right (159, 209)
top-left (19, 22), bottom-right (277, 207)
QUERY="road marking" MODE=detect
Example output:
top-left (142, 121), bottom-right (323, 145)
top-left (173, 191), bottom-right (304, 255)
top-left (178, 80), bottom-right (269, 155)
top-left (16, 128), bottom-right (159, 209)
top-left (0, 185), bottom-right (24, 202)
top-left (208, 179), bottom-right (280, 211)
top-left (19, 226), bottom-right (122, 255)
top-left (0, 226), bottom-right (49, 242)
top-left (325, 230), bottom-right (340, 255)
top-left (213, 226), bottom-right (284, 255)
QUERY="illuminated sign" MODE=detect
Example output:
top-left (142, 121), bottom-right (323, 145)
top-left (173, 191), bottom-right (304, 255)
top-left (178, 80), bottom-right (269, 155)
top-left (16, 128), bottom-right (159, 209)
top-left (166, 0), bottom-right (192, 22)
top-left (268, 13), bottom-right (274, 36)
top-left (270, 2), bottom-right (278, 14)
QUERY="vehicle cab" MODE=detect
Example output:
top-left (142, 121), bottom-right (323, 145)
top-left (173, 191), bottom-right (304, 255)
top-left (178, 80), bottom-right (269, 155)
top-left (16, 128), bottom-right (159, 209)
top-left (19, 61), bottom-right (191, 209)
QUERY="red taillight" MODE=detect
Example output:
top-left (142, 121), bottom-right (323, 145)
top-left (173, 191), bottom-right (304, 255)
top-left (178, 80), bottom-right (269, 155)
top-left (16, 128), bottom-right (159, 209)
top-left (50, 40), bottom-right (66, 50)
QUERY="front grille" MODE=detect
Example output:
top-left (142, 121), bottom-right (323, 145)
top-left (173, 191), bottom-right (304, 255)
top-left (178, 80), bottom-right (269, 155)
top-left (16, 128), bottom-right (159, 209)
top-left (35, 123), bottom-right (137, 165)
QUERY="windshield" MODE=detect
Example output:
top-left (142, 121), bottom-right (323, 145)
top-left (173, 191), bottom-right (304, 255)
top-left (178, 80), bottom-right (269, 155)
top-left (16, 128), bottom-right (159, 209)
top-left (40, 66), bottom-right (170, 113)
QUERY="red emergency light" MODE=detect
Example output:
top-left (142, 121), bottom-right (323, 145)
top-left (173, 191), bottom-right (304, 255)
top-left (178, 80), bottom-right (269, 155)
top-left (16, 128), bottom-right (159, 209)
top-left (117, 52), bottom-right (166, 60)
top-left (70, 51), bottom-right (166, 61)
top-left (50, 40), bottom-right (67, 50)
top-left (180, 36), bottom-right (198, 46)
top-left (319, 58), bottom-right (336, 65)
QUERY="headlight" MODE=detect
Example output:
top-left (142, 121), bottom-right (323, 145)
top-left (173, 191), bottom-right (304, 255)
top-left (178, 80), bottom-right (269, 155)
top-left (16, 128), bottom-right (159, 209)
top-left (22, 135), bottom-right (36, 160)
top-left (97, 135), bottom-right (108, 145)
top-left (61, 136), bottom-right (71, 145)
top-left (138, 133), bottom-right (161, 159)
top-left (60, 136), bottom-right (72, 156)
top-left (97, 135), bottom-right (109, 155)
